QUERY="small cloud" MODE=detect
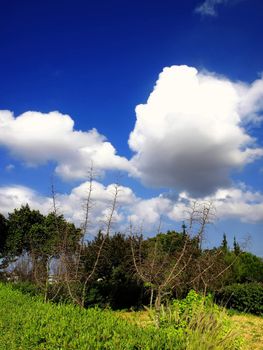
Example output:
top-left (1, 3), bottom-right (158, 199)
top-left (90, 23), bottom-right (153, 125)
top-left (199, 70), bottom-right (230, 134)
top-left (5, 164), bottom-right (15, 172)
top-left (195, 0), bottom-right (236, 17)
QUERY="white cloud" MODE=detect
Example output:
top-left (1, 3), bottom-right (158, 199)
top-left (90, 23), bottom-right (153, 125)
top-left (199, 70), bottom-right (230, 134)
top-left (1, 65), bottom-right (263, 223)
top-left (5, 164), bottom-right (15, 172)
top-left (1, 66), bottom-right (263, 198)
top-left (0, 181), bottom-right (138, 235)
top-left (169, 185), bottom-right (263, 224)
top-left (238, 75), bottom-right (263, 124)
top-left (58, 180), bottom-right (136, 228)
top-left (1, 182), bottom-right (263, 238)
top-left (128, 196), bottom-right (172, 226)
top-left (0, 110), bottom-right (132, 180)
top-left (129, 65), bottom-right (263, 196)
top-left (211, 186), bottom-right (263, 223)
top-left (0, 182), bottom-right (180, 232)
top-left (53, 182), bottom-right (172, 232)
top-left (0, 185), bottom-right (52, 216)
top-left (195, 0), bottom-right (235, 17)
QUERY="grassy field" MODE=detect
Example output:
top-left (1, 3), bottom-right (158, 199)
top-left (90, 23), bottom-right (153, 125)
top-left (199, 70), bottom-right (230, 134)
top-left (231, 314), bottom-right (263, 350)
top-left (1, 283), bottom-right (261, 349)
top-left (118, 310), bottom-right (263, 350)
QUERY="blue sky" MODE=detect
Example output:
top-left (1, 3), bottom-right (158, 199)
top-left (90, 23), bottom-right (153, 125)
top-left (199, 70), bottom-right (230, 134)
top-left (0, 0), bottom-right (263, 256)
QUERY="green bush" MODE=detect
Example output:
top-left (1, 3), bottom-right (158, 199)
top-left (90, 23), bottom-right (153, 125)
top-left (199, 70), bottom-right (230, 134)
top-left (148, 290), bottom-right (243, 350)
top-left (9, 281), bottom-right (42, 296)
top-left (215, 283), bottom-right (263, 315)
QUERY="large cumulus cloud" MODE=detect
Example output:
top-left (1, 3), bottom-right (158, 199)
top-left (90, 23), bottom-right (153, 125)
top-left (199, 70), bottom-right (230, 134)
top-left (129, 65), bottom-right (263, 196)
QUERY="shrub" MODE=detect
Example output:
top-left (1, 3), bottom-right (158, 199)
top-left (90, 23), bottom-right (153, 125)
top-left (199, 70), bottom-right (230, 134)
top-left (215, 283), bottom-right (263, 315)
top-left (9, 280), bottom-right (42, 296)
top-left (148, 290), bottom-right (243, 350)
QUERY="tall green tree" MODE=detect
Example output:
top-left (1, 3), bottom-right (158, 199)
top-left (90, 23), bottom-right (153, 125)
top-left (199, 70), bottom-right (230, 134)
top-left (27, 212), bottom-right (81, 301)
top-left (0, 213), bottom-right (8, 258)
top-left (6, 204), bottom-right (45, 258)
top-left (233, 252), bottom-right (263, 283)
top-left (221, 233), bottom-right (228, 253)
top-left (233, 236), bottom-right (241, 255)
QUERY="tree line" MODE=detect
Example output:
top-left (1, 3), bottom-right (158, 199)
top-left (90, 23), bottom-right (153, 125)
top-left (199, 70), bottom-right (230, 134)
top-left (0, 203), bottom-right (262, 310)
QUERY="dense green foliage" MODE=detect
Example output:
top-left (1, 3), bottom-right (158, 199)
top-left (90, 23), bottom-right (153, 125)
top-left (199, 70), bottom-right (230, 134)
top-left (0, 204), bottom-right (262, 311)
top-left (224, 252), bottom-right (263, 284)
top-left (148, 290), bottom-right (243, 349)
top-left (0, 213), bottom-right (8, 257)
top-left (215, 283), bottom-right (263, 315)
top-left (6, 204), bottom-right (45, 256)
top-left (8, 280), bottom-right (42, 296)
top-left (5, 205), bottom-right (81, 259)
top-left (0, 283), bottom-right (178, 350)
top-left (84, 233), bottom-right (144, 309)
top-left (0, 283), bottom-right (242, 350)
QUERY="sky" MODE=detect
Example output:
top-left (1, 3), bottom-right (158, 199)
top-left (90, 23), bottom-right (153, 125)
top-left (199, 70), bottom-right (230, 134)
top-left (0, 0), bottom-right (263, 256)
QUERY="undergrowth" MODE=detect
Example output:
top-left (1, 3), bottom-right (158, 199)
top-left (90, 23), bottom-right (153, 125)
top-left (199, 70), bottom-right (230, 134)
top-left (0, 283), bottom-right (243, 349)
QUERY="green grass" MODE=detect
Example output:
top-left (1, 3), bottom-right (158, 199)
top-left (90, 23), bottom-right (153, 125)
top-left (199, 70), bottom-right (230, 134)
top-left (0, 283), bottom-right (181, 350)
top-left (0, 283), bottom-right (243, 350)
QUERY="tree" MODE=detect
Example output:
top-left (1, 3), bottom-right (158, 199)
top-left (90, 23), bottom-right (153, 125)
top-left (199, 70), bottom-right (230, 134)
top-left (221, 233), bottom-right (228, 253)
top-left (84, 233), bottom-right (142, 309)
top-left (130, 201), bottom-right (217, 326)
top-left (54, 177), bottom-right (120, 307)
top-left (6, 204), bottom-right (45, 258)
top-left (189, 247), bottom-right (229, 292)
top-left (233, 236), bottom-right (241, 255)
top-left (228, 252), bottom-right (263, 284)
top-left (28, 213), bottom-right (81, 301)
top-left (0, 213), bottom-right (8, 258)
top-left (131, 231), bottom-right (194, 317)
top-left (2, 203), bottom-right (81, 301)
